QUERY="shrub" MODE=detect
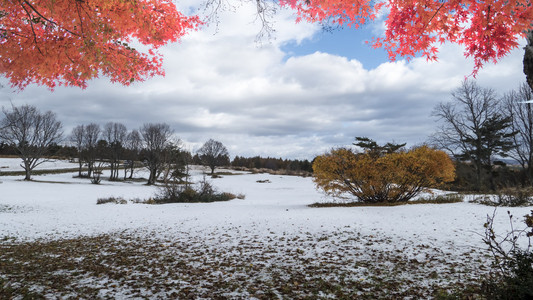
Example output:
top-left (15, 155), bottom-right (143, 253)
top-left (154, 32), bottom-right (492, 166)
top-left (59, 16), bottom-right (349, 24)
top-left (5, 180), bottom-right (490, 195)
top-left (154, 177), bottom-right (240, 203)
top-left (469, 188), bottom-right (533, 207)
top-left (481, 210), bottom-right (533, 299)
top-left (313, 146), bottom-right (455, 203)
top-left (91, 171), bottom-right (102, 184)
top-left (496, 187), bottom-right (533, 207)
top-left (411, 193), bottom-right (464, 204)
top-left (96, 197), bottom-right (127, 205)
top-left (130, 197), bottom-right (157, 204)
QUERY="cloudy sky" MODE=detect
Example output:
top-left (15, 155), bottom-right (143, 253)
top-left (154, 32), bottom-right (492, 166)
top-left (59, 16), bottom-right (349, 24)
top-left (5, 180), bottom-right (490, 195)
top-left (0, 1), bottom-right (527, 160)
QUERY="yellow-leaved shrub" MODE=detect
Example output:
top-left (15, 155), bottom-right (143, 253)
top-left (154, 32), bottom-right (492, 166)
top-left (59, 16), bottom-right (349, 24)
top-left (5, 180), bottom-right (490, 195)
top-left (313, 146), bottom-right (455, 203)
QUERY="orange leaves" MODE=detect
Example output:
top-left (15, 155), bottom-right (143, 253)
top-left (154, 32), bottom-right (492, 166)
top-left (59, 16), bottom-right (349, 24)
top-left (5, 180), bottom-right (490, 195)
top-left (0, 0), bottom-right (202, 90)
top-left (313, 146), bottom-right (455, 203)
top-left (392, 146), bottom-right (455, 188)
top-left (284, 0), bottom-right (533, 75)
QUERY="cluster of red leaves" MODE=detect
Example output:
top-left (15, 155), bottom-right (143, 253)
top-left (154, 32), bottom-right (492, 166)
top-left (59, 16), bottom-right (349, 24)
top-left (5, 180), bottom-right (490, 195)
top-left (0, 0), bottom-right (201, 90)
top-left (282, 0), bottom-right (384, 28)
top-left (282, 0), bottom-right (533, 75)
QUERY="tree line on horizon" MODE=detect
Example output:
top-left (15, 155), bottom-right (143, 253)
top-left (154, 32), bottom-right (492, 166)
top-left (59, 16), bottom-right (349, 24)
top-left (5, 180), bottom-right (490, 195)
top-left (0, 111), bottom-right (312, 183)
top-left (1, 79), bottom-right (533, 191)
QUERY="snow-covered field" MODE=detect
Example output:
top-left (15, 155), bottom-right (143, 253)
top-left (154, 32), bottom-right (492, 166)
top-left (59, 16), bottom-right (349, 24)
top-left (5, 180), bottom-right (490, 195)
top-left (1, 159), bottom-right (532, 298)
top-left (0, 157), bottom-right (79, 172)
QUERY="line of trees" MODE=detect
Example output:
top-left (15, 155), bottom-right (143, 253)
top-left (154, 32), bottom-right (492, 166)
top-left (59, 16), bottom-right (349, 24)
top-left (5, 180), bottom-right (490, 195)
top-left (68, 122), bottom-right (189, 185)
top-left (230, 156), bottom-right (313, 174)
top-left (432, 80), bottom-right (533, 191)
top-left (0, 105), bottom-right (314, 183)
top-left (7, 79), bottom-right (530, 191)
top-left (0, 105), bottom-right (236, 184)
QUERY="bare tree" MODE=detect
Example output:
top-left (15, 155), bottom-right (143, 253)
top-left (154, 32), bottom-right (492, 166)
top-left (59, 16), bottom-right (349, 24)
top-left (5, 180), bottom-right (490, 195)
top-left (140, 123), bottom-right (174, 185)
top-left (0, 104), bottom-right (63, 180)
top-left (197, 139), bottom-right (230, 175)
top-left (103, 122), bottom-right (127, 181)
top-left (503, 82), bottom-right (533, 184)
top-left (124, 129), bottom-right (142, 179)
top-left (159, 142), bottom-right (185, 184)
top-left (432, 80), bottom-right (515, 191)
top-left (83, 123), bottom-right (101, 178)
top-left (70, 125), bottom-right (85, 177)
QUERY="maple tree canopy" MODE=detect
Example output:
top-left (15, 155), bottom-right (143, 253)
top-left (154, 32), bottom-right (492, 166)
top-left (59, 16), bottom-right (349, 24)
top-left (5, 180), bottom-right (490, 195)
top-left (282, 0), bottom-right (533, 75)
top-left (0, 0), bottom-right (201, 90)
top-left (2, 0), bottom-right (532, 90)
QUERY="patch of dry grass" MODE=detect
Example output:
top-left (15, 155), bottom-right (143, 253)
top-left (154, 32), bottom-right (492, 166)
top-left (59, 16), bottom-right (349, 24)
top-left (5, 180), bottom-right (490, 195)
top-left (1, 229), bottom-right (485, 299)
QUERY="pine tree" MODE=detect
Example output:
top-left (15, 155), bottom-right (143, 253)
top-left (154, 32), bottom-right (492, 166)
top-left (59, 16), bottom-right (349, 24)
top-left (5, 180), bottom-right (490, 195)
top-left (353, 137), bottom-right (406, 157)
top-left (459, 114), bottom-right (517, 190)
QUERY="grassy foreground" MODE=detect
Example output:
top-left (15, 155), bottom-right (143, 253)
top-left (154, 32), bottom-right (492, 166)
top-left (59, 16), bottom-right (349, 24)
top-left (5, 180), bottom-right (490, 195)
top-left (1, 230), bottom-right (485, 299)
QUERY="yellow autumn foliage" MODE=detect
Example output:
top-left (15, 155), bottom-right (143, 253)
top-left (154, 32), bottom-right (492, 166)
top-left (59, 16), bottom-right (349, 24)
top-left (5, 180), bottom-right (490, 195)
top-left (313, 146), bottom-right (455, 203)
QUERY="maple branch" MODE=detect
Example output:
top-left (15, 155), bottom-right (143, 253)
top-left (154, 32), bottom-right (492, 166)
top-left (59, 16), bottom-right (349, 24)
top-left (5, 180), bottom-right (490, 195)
top-left (21, 0), bottom-right (80, 37)
top-left (0, 28), bottom-right (26, 39)
top-left (64, 50), bottom-right (77, 65)
top-left (20, 2), bottom-right (43, 55)
top-left (78, 1), bottom-right (94, 22)
top-left (75, 0), bottom-right (85, 36)
top-left (21, 0), bottom-right (57, 26)
top-left (487, 5), bottom-right (491, 26)
top-left (422, 2), bottom-right (446, 36)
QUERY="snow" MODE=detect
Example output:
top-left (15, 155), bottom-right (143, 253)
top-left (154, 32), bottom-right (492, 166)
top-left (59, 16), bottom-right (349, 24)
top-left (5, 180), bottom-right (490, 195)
top-left (1, 159), bottom-right (532, 297)
top-left (0, 159), bottom-right (530, 250)
top-left (0, 157), bottom-right (79, 172)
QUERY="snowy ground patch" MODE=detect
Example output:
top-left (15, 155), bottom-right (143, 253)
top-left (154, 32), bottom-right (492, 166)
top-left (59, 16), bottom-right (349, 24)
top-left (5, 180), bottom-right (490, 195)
top-left (0, 157), bottom-right (79, 172)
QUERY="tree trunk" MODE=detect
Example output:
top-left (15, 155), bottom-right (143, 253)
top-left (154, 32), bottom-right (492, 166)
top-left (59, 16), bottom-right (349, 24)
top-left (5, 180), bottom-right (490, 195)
top-left (78, 157), bottom-right (83, 177)
top-left (87, 161), bottom-right (93, 178)
top-left (129, 164), bottom-right (134, 179)
top-left (148, 168), bottom-right (157, 185)
top-left (475, 160), bottom-right (482, 191)
top-left (23, 162), bottom-right (31, 181)
top-left (524, 30), bottom-right (533, 91)
top-left (529, 152), bottom-right (533, 185)
top-left (110, 163), bottom-right (115, 180)
top-left (526, 101), bottom-right (533, 185)
top-left (488, 163), bottom-right (496, 191)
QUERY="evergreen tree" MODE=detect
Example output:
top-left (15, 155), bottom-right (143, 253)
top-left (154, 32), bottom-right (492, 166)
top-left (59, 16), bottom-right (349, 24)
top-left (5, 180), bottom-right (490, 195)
top-left (353, 137), bottom-right (406, 157)
top-left (458, 114), bottom-right (517, 189)
top-left (433, 80), bottom-right (517, 191)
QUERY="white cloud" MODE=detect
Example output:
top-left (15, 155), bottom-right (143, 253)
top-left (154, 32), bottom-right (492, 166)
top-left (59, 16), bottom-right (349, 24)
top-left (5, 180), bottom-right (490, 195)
top-left (280, 52), bottom-right (368, 94)
top-left (0, 3), bottom-right (527, 159)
